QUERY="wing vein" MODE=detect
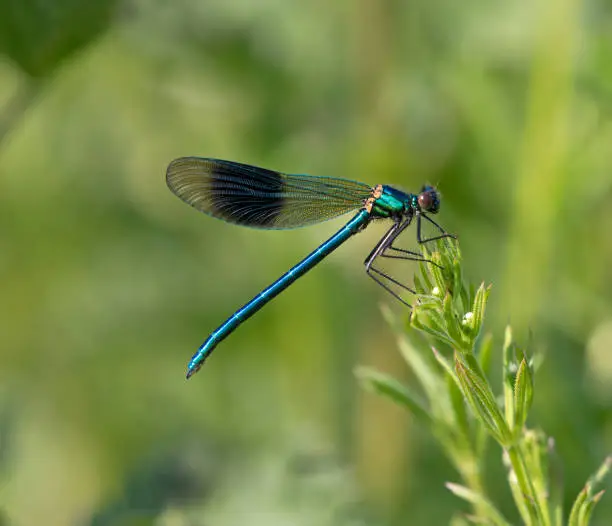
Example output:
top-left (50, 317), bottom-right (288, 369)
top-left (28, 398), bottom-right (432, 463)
top-left (166, 157), bottom-right (372, 229)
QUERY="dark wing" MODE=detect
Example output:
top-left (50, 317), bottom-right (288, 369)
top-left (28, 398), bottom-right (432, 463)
top-left (166, 157), bottom-right (372, 229)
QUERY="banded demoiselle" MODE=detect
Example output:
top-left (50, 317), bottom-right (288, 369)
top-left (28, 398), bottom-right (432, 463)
top-left (166, 158), bottom-right (454, 378)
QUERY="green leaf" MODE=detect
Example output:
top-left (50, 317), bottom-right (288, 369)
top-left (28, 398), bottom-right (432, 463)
top-left (432, 347), bottom-right (460, 385)
top-left (418, 257), bottom-right (434, 293)
top-left (455, 354), bottom-right (512, 446)
top-left (506, 460), bottom-right (535, 526)
top-left (578, 490), bottom-right (605, 526)
top-left (569, 488), bottom-right (588, 526)
top-left (429, 252), bottom-right (448, 296)
top-left (468, 282), bottom-right (476, 309)
top-left (502, 326), bottom-right (515, 430)
top-left (413, 273), bottom-right (427, 295)
top-left (381, 304), bottom-right (445, 404)
top-left (0, 0), bottom-right (118, 77)
top-left (396, 337), bottom-right (443, 404)
top-left (355, 367), bottom-right (433, 427)
top-left (505, 445), bottom-right (544, 525)
top-left (427, 309), bottom-right (453, 337)
top-left (460, 283), bottom-right (471, 315)
top-left (570, 455), bottom-right (612, 525)
top-left (412, 309), bottom-right (459, 348)
top-left (470, 283), bottom-right (490, 339)
top-left (447, 373), bottom-right (472, 449)
top-left (477, 333), bottom-right (494, 378)
top-left (446, 482), bottom-right (512, 526)
top-left (513, 358), bottom-right (534, 436)
top-left (586, 455), bottom-right (612, 493)
top-left (522, 430), bottom-right (553, 526)
top-left (443, 292), bottom-right (465, 349)
top-left (451, 251), bottom-right (463, 302)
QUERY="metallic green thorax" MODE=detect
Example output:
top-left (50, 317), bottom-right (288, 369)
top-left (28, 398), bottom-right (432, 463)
top-left (370, 185), bottom-right (416, 219)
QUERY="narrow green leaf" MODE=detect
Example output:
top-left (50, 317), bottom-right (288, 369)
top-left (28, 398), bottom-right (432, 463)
top-left (432, 347), bottom-right (460, 385)
top-left (578, 490), bottom-right (605, 526)
top-left (447, 373), bottom-right (471, 441)
top-left (570, 455), bottom-right (612, 525)
top-left (420, 299), bottom-right (445, 313)
top-left (478, 333), bottom-right (494, 378)
top-left (429, 252), bottom-right (448, 296)
top-left (427, 309), bottom-right (453, 338)
top-left (446, 482), bottom-right (512, 526)
top-left (522, 430), bottom-right (552, 526)
top-left (503, 326), bottom-right (515, 432)
top-left (475, 417), bottom-right (489, 462)
top-left (462, 352), bottom-right (490, 384)
top-left (586, 455), bottom-right (612, 493)
top-left (443, 292), bottom-right (465, 349)
top-left (506, 446), bottom-right (544, 525)
top-left (460, 353), bottom-right (512, 444)
top-left (455, 355), bottom-right (511, 445)
top-left (355, 367), bottom-right (433, 427)
top-left (452, 253), bottom-right (463, 299)
top-left (507, 464), bottom-right (534, 526)
top-left (396, 335), bottom-right (445, 406)
top-left (513, 358), bottom-right (534, 436)
top-left (468, 282), bottom-right (476, 310)
top-left (569, 488), bottom-right (588, 526)
top-left (413, 273), bottom-right (427, 295)
top-left (470, 283), bottom-right (490, 338)
top-left (502, 326), bottom-right (513, 367)
top-left (418, 257), bottom-right (434, 293)
top-left (412, 311), bottom-right (459, 348)
top-left (460, 311), bottom-right (475, 341)
top-left (460, 282), bottom-right (471, 314)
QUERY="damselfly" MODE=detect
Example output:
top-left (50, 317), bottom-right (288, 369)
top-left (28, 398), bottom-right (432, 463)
top-left (166, 158), bottom-right (454, 378)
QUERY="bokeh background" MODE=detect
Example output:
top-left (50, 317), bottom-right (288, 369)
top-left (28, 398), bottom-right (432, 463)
top-left (1, 0), bottom-right (612, 524)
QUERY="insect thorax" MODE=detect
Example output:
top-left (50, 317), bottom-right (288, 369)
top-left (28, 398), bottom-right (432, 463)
top-left (370, 186), bottom-right (412, 219)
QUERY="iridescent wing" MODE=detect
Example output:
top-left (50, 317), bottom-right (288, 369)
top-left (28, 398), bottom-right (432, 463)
top-left (166, 157), bottom-right (372, 229)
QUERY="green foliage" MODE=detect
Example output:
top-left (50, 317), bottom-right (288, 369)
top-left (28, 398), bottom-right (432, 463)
top-left (0, 0), bottom-right (119, 149)
top-left (0, 0), bottom-right (118, 78)
top-left (358, 240), bottom-right (611, 525)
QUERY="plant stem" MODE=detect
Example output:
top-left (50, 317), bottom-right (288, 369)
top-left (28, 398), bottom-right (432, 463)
top-left (506, 444), bottom-right (547, 526)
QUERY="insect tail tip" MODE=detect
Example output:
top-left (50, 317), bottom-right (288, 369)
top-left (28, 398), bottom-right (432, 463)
top-left (186, 362), bottom-right (202, 380)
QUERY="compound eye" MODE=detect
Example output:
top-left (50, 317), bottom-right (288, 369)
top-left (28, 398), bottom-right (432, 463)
top-left (417, 189), bottom-right (440, 213)
top-left (418, 191), bottom-right (433, 210)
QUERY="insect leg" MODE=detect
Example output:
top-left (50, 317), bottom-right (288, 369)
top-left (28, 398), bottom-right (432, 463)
top-left (364, 218), bottom-right (416, 306)
top-left (416, 213), bottom-right (456, 244)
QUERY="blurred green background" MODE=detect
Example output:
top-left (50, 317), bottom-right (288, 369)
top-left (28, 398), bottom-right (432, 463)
top-left (1, 0), bottom-right (612, 524)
